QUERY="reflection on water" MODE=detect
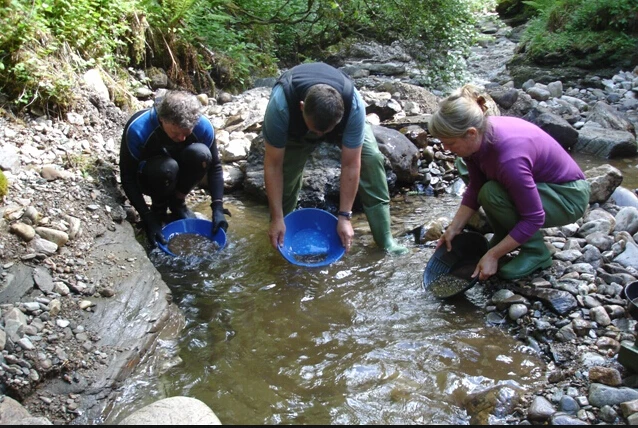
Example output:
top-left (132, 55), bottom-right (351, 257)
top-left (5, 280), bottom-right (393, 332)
top-left (572, 152), bottom-right (638, 190)
top-left (104, 194), bottom-right (545, 425)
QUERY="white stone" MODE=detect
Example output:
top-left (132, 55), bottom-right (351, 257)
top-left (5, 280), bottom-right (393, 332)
top-left (117, 396), bottom-right (222, 425)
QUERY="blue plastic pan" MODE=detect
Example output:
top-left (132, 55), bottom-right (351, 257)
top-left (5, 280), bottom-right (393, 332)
top-left (278, 208), bottom-right (345, 267)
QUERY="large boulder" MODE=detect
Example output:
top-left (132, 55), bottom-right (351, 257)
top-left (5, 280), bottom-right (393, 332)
top-left (522, 108), bottom-right (579, 150)
top-left (574, 125), bottom-right (637, 159)
top-left (372, 125), bottom-right (419, 184)
top-left (584, 164), bottom-right (623, 204)
top-left (585, 101), bottom-right (635, 135)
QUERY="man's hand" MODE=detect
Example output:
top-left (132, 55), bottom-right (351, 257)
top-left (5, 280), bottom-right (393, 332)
top-left (142, 212), bottom-right (166, 249)
top-left (268, 217), bottom-right (286, 250)
top-left (211, 201), bottom-right (231, 234)
top-left (337, 217), bottom-right (355, 253)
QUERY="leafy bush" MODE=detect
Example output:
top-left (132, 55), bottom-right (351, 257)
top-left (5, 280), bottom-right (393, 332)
top-left (518, 0), bottom-right (638, 68)
top-left (0, 0), bottom-right (498, 112)
top-left (0, 0), bottom-right (136, 113)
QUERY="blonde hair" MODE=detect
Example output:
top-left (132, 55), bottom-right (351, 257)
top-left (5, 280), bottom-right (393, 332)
top-left (429, 84), bottom-right (491, 139)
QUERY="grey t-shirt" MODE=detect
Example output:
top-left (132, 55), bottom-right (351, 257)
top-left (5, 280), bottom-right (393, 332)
top-left (262, 84), bottom-right (366, 149)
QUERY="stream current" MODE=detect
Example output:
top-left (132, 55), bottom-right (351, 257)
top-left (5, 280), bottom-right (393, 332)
top-left (104, 195), bottom-right (545, 424)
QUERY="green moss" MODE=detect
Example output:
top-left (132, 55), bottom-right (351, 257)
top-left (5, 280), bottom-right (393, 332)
top-left (0, 169), bottom-right (8, 199)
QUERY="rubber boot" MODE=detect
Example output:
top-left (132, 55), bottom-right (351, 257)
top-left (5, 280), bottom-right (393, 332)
top-left (497, 231), bottom-right (552, 280)
top-left (364, 203), bottom-right (409, 255)
top-left (169, 197), bottom-right (196, 220)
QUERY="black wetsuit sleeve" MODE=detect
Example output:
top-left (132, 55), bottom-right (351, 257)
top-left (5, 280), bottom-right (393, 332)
top-left (119, 117), bottom-right (150, 217)
top-left (207, 138), bottom-right (224, 203)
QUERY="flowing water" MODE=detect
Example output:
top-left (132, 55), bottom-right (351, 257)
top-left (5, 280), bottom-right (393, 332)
top-left (104, 194), bottom-right (546, 425)
top-left (103, 152), bottom-right (637, 425)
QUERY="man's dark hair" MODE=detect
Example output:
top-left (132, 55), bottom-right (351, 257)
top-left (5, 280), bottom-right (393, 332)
top-left (303, 84), bottom-right (344, 132)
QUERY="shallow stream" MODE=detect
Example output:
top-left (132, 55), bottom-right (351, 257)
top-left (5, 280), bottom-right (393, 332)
top-left (104, 193), bottom-right (546, 424)
top-left (104, 148), bottom-right (638, 424)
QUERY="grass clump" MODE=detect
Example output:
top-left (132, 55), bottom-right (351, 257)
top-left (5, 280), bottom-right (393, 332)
top-left (0, 170), bottom-right (8, 199)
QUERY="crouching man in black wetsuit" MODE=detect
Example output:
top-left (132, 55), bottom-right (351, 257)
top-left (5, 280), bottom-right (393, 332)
top-left (119, 90), bottom-right (230, 249)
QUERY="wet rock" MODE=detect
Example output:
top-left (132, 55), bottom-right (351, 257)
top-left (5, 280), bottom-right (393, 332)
top-left (371, 125), bottom-right (419, 183)
top-left (600, 405), bottom-right (619, 423)
top-left (116, 396), bottom-right (222, 425)
top-left (463, 384), bottom-right (524, 425)
top-left (619, 399), bottom-right (638, 417)
top-left (590, 306), bottom-right (612, 326)
top-left (589, 383), bottom-right (638, 407)
top-left (550, 412), bottom-right (589, 425)
top-left (556, 324), bottom-right (578, 342)
top-left (510, 286), bottom-right (578, 316)
top-left (508, 303), bottom-right (528, 320)
top-left (589, 366), bottom-right (623, 387)
top-left (559, 395), bottom-right (580, 414)
top-left (528, 395), bottom-right (555, 421)
top-left (575, 125), bottom-right (638, 158)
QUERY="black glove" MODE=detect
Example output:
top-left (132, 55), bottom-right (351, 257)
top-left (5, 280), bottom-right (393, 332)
top-left (211, 201), bottom-right (231, 234)
top-left (141, 211), bottom-right (166, 249)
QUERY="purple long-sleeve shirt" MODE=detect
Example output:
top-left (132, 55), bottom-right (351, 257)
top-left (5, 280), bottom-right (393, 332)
top-left (462, 116), bottom-right (585, 244)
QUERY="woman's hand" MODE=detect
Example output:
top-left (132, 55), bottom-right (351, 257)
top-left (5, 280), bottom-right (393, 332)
top-left (436, 227), bottom-right (459, 253)
top-left (473, 250), bottom-right (499, 280)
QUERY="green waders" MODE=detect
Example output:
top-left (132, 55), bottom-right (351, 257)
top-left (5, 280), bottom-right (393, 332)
top-left (281, 122), bottom-right (408, 255)
top-left (477, 180), bottom-right (590, 280)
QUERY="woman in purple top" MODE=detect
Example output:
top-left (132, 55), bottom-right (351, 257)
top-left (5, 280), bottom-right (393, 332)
top-left (429, 85), bottom-right (591, 280)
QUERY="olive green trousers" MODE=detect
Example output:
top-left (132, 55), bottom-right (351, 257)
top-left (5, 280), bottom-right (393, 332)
top-left (281, 122), bottom-right (389, 214)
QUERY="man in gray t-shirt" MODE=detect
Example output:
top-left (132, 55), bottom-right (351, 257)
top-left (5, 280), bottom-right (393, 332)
top-left (262, 62), bottom-right (408, 256)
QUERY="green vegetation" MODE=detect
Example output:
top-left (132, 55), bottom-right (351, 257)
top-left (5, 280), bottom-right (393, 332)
top-left (1, 0), bottom-right (498, 114)
top-left (503, 0), bottom-right (638, 69)
top-left (2, 0), bottom-right (635, 115)
top-left (0, 170), bottom-right (7, 199)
